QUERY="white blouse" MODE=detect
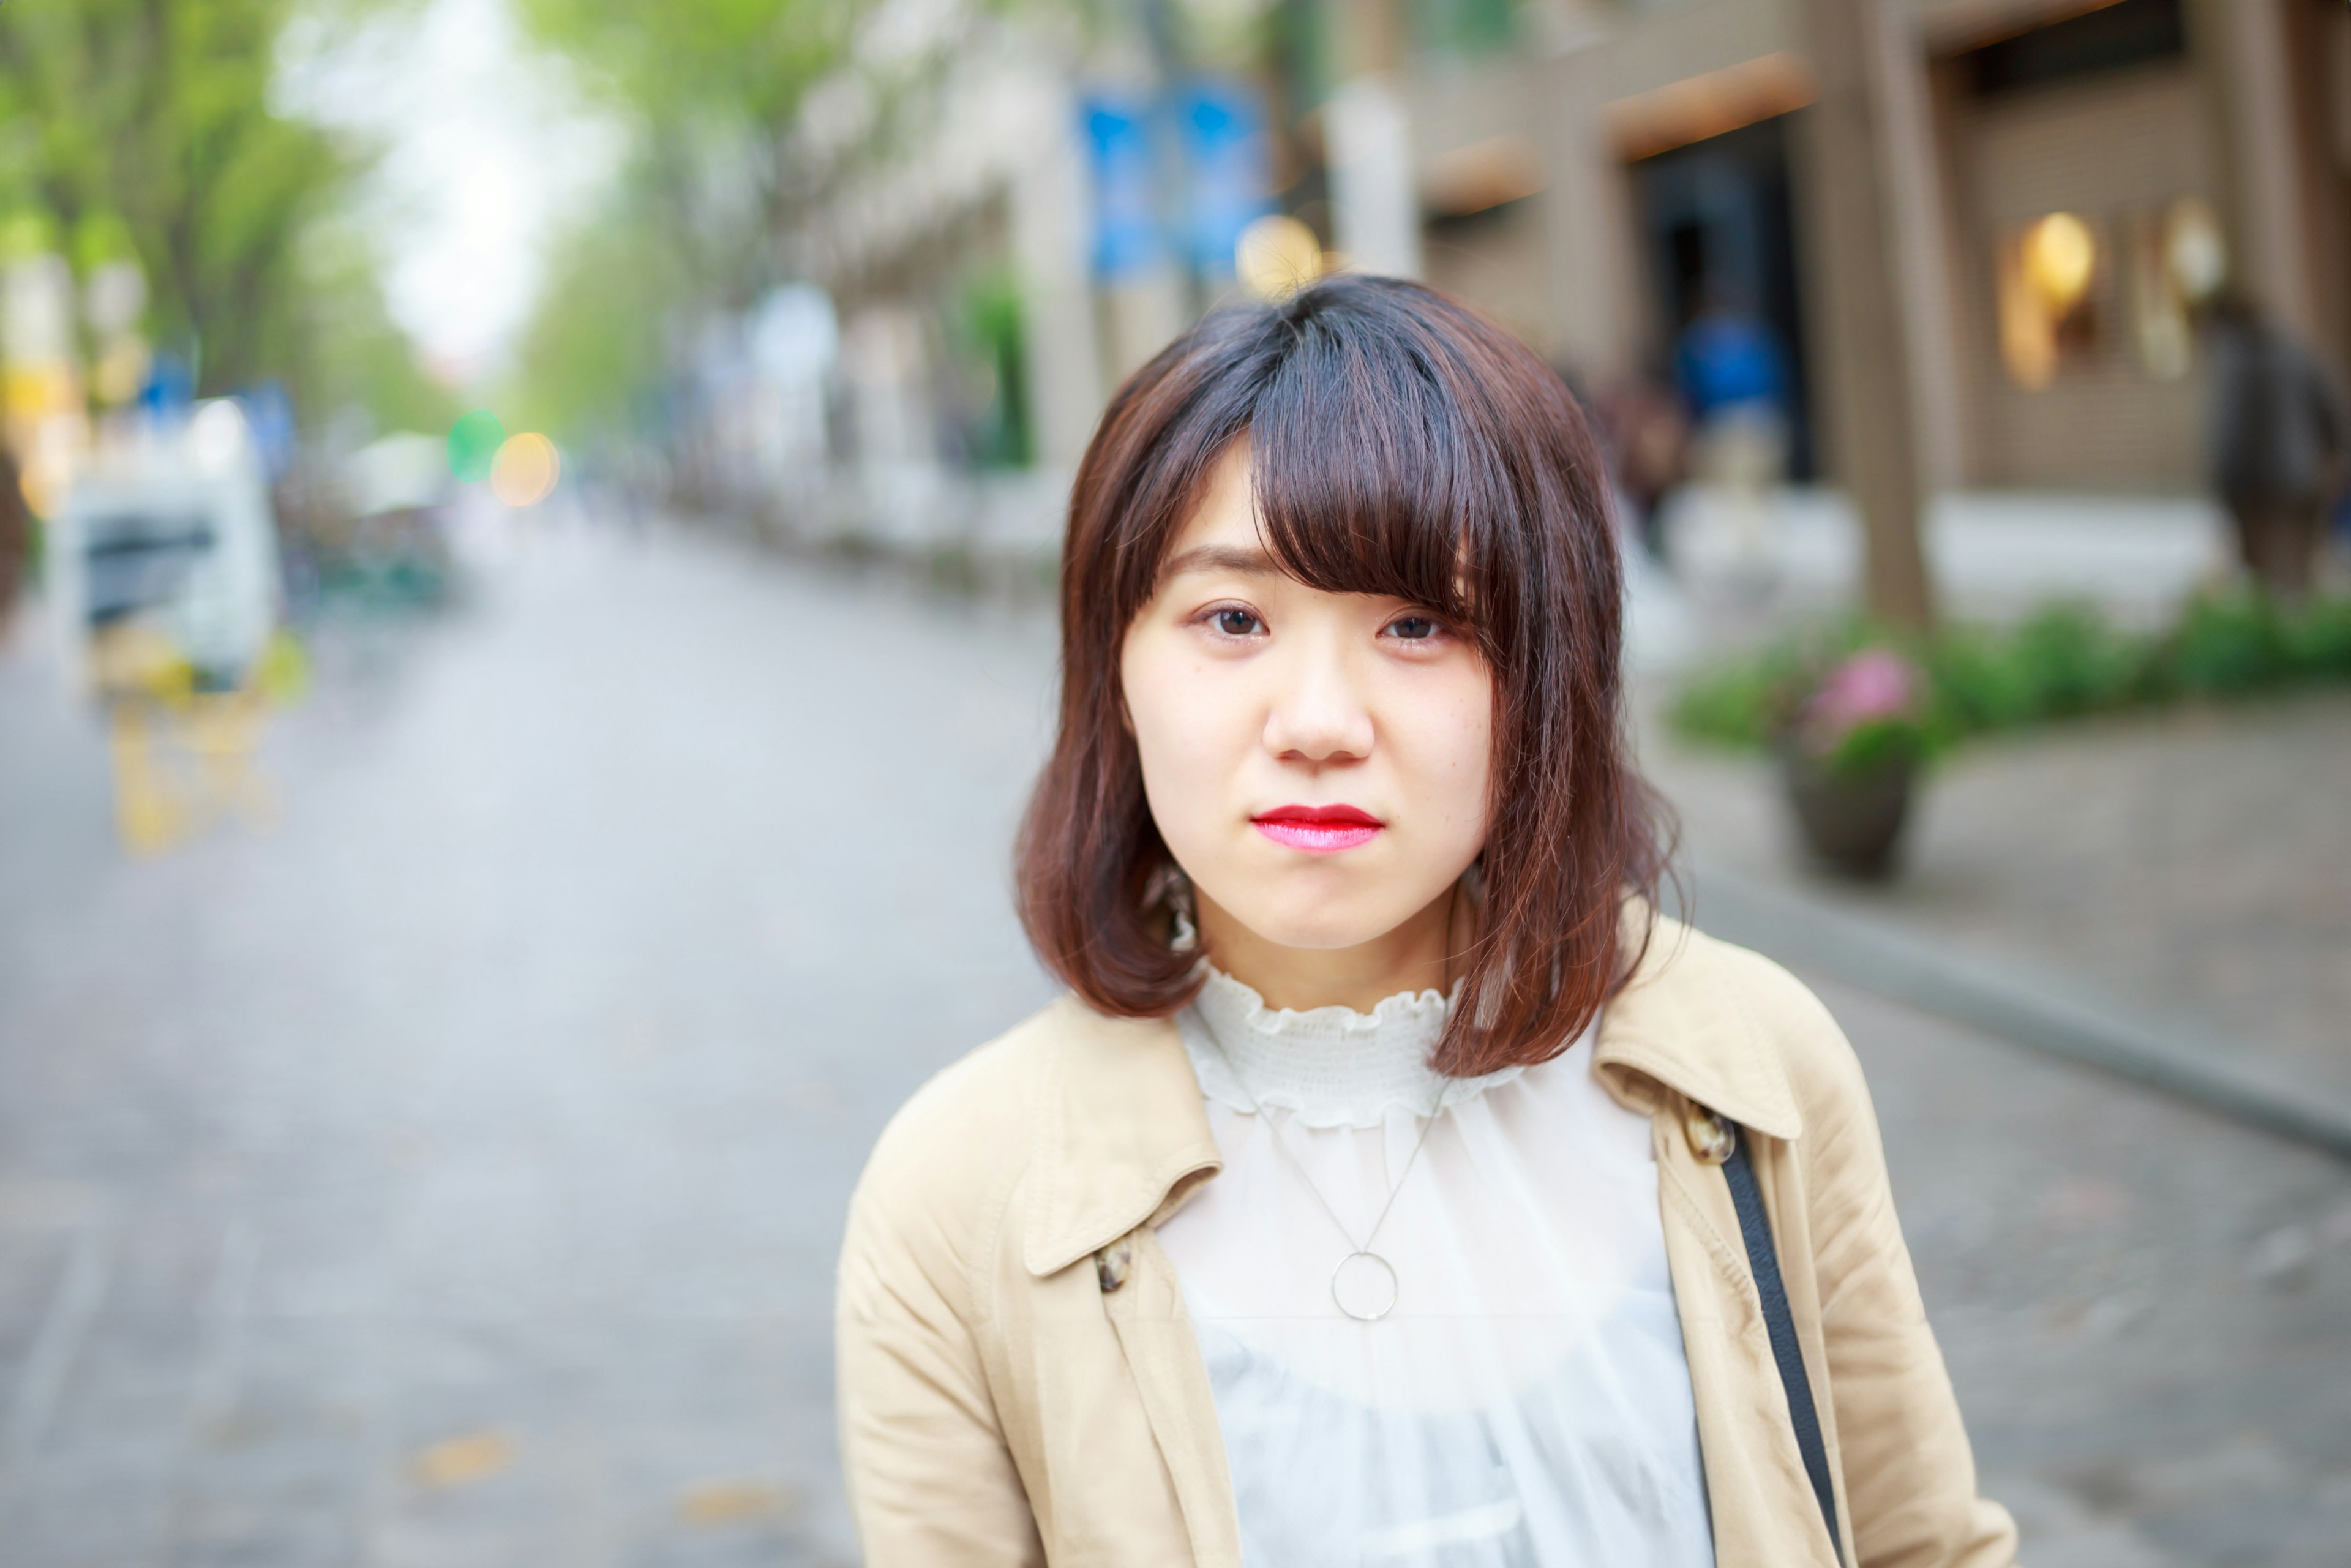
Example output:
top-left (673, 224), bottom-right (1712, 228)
top-left (1156, 968), bottom-right (1715, 1568)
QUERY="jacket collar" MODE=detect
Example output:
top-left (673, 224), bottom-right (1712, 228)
top-left (1591, 912), bottom-right (1804, 1141)
top-left (1022, 997), bottom-right (1224, 1278)
top-left (1020, 911), bottom-right (1799, 1278)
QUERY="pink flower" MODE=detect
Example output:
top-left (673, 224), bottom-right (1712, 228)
top-left (1798, 648), bottom-right (1918, 751)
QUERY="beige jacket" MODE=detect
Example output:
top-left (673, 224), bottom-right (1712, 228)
top-left (836, 917), bottom-right (2019, 1567)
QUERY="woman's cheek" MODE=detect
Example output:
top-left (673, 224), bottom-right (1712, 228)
top-left (1128, 668), bottom-right (1221, 852)
top-left (1420, 673), bottom-right (1493, 842)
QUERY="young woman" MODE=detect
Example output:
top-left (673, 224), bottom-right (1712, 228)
top-left (837, 276), bottom-right (2016, 1568)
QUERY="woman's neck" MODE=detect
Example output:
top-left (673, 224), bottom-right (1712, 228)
top-left (1194, 884), bottom-right (1463, 1015)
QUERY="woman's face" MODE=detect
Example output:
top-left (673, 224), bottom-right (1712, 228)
top-left (1120, 442), bottom-right (1493, 955)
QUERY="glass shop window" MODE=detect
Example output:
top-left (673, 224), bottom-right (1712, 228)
top-left (1998, 211), bottom-right (2102, 390)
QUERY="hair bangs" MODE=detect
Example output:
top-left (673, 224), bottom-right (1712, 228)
top-left (1248, 329), bottom-right (1503, 633)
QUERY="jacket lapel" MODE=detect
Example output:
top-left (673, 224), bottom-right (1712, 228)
top-left (1022, 997), bottom-right (1238, 1564)
top-left (1594, 915), bottom-right (1803, 1139)
top-left (1022, 998), bottom-right (1224, 1278)
top-left (1103, 1229), bottom-right (1244, 1568)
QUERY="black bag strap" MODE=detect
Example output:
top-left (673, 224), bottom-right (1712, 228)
top-left (1721, 1121), bottom-right (1844, 1563)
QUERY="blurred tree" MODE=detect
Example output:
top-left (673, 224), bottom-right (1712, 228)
top-left (299, 220), bottom-right (460, 434)
top-left (507, 0), bottom-right (1056, 444)
top-left (517, 0), bottom-right (854, 303)
top-left (0, 0), bottom-right (435, 424)
top-left (506, 185), bottom-right (685, 441)
top-left (506, 0), bottom-right (890, 441)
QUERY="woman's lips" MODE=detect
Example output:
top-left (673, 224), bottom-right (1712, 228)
top-left (1251, 804), bottom-right (1384, 853)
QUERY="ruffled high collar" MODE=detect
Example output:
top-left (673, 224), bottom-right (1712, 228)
top-left (1176, 966), bottom-right (1527, 1131)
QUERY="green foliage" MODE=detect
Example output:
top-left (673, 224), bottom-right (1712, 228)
top-left (1671, 619), bottom-right (1870, 748)
top-left (517, 0), bottom-right (851, 135)
top-left (2284, 596), bottom-right (2351, 674)
top-left (504, 0), bottom-right (860, 445)
top-left (953, 268), bottom-right (1031, 470)
top-left (0, 0), bottom-right (433, 426)
top-left (1675, 593), bottom-right (2351, 758)
top-left (1828, 715), bottom-right (1931, 777)
top-left (1919, 602), bottom-right (2144, 733)
top-left (1670, 659), bottom-right (1783, 749)
top-left (2160, 590), bottom-right (2294, 696)
top-left (504, 193), bottom-right (686, 441)
top-left (297, 222), bottom-right (457, 432)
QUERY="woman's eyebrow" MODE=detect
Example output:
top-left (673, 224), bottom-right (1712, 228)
top-left (1157, 544), bottom-right (1280, 584)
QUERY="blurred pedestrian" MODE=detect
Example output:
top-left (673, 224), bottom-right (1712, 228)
top-left (1676, 293), bottom-right (1791, 589)
top-left (838, 276), bottom-right (2016, 1567)
top-left (2202, 291), bottom-right (2346, 599)
top-left (1592, 370), bottom-right (1690, 561)
top-left (1677, 289), bottom-right (1789, 435)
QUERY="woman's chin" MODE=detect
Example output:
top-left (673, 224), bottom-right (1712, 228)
top-left (1210, 896), bottom-right (1427, 956)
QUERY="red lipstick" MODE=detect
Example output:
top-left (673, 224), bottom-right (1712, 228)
top-left (1251, 803), bottom-right (1384, 853)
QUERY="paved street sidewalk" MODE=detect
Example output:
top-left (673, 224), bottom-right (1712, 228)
top-left (1639, 685), bottom-right (2351, 1109)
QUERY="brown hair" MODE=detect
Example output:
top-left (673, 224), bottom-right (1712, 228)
top-left (1016, 274), bottom-right (1672, 1076)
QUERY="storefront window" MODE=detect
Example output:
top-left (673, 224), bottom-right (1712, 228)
top-left (1998, 211), bottom-right (2101, 390)
top-left (2129, 196), bottom-right (2225, 381)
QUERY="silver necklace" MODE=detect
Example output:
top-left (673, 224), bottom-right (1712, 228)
top-left (1210, 1037), bottom-right (1450, 1322)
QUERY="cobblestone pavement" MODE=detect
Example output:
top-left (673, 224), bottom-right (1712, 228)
top-left (0, 519), bottom-right (2344, 1566)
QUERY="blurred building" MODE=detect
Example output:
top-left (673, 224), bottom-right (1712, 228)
top-left (1406, 0), bottom-right (2349, 497)
top-left (771, 0), bottom-right (2350, 550)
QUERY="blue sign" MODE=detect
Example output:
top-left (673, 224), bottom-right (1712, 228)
top-left (1084, 96), bottom-right (1166, 283)
top-left (1179, 81), bottom-right (1273, 277)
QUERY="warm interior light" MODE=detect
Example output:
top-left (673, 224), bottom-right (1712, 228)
top-left (490, 432), bottom-right (560, 507)
top-left (2000, 212), bottom-right (2102, 391)
top-left (2021, 212), bottom-right (2095, 309)
top-left (1236, 215), bottom-right (1324, 301)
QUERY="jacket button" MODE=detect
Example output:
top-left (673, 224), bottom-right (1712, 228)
top-left (1094, 1239), bottom-right (1133, 1293)
top-left (1684, 1107), bottom-right (1736, 1165)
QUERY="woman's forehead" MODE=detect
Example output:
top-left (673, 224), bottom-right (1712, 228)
top-left (1142, 430), bottom-right (1479, 620)
top-left (1157, 447), bottom-right (1265, 576)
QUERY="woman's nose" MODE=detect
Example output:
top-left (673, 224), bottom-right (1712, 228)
top-left (1261, 640), bottom-right (1374, 763)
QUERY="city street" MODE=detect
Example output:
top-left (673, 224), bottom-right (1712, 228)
top-left (1, 516), bottom-right (2346, 1567)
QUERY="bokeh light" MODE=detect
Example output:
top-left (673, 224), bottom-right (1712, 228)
top-left (448, 410), bottom-right (506, 482)
top-left (489, 432), bottom-right (560, 506)
top-left (188, 399), bottom-right (249, 476)
top-left (2162, 197), bottom-right (2225, 302)
top-left (2021, 212), bottom-right (2095, 310)
top-left (1236, 214), bottom-right (1326, 301)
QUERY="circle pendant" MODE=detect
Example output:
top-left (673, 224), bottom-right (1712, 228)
top-left (1331, 1250), bottom-right (1400, 1321)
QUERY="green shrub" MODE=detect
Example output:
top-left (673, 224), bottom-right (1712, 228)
top-left (1919, 625), bottom-right (2036, 735)
top-left (2160, 590), bottom-right (2290, 696)
top-left (2283, 596), bottom-right (2351, 678)
top-left (1672, 591), bottom-right (2351, 757)
top-left (1828, 714), bottom-right (1932, 775)
top-left (1671, 662), bottom-right (1783, 748)
top-left (2008, 602), bottom-right (2145, 716)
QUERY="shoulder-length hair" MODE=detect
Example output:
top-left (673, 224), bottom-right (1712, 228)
top-left (1016, 274), bottom-right (1672, 1078)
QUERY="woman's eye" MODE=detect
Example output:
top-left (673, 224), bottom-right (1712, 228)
top-left (1385, 615), bottom-right (1442, 641)
top-left (1212, 607), bottom-right (1262, 637)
